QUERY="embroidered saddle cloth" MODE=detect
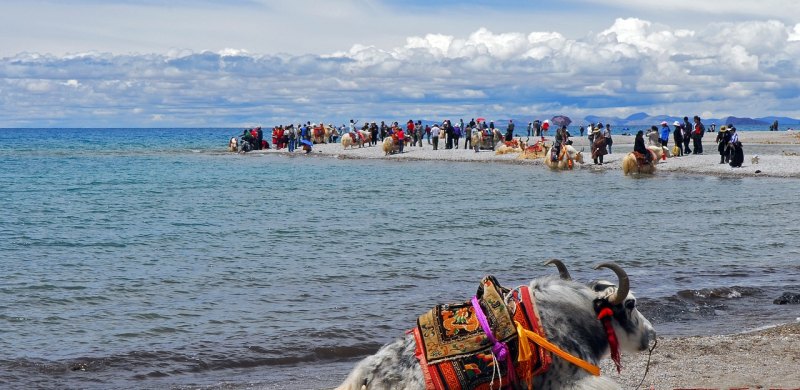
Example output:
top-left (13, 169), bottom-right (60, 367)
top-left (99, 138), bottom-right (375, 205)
top-left (633, 151), bottom-right (647, 165)
top-left (412, 276), bottom-right (551, 390)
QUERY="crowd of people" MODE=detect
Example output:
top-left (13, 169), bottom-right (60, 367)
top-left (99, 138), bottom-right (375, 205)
top-left (634, 115), bottom-right (745, 167)
top-left (237, 114), bottom-right (745, 168)
top-left (241, 118), bottom-right (541, 153)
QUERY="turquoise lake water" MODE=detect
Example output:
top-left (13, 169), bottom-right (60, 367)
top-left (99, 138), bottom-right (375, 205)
top-left (1, 128), bottom-right (798, 389)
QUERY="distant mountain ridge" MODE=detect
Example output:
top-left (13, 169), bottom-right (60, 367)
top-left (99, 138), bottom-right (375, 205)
top-left (415, 113), bottom-right (800, 130)
top-left (501, 112), bottom-right (800, 127)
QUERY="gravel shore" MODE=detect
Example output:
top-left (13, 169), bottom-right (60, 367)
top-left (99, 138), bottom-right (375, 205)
top-left (601, 322), bottom-right (800, 389)
top-left (251, 131), bottom-right (800, 178)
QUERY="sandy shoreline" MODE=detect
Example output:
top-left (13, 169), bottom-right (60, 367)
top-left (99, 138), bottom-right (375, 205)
top-left (245, 131), bottom-right (800, 178)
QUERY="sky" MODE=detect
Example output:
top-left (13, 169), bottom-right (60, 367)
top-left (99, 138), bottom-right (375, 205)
top-left (1, 0), bottom-right (799, 127)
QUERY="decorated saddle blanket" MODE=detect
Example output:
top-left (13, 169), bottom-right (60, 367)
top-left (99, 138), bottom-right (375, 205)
top-left (412, 276), bottom-right (551, 390)
top-left (633, 151), bottom-right (647, 165)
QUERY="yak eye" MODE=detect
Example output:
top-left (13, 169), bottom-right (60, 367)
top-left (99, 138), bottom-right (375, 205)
top-left (624, 299), bottom-right (636, 310)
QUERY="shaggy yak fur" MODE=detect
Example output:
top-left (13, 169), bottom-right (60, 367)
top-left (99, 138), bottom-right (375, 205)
top-left (543, 144), bottom-right (585, 170)
top-left (336, 262), bottom-right (656, 390)
top-left (621, 151), bottom-right (657, 175)
top-left (382, 137), bottom-right (397, 156)
top-left (342, 131), bottom-right (368, 149)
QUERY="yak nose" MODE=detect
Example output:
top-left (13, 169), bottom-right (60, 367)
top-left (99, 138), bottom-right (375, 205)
top-left (642, 327), bottom-right (657, 351)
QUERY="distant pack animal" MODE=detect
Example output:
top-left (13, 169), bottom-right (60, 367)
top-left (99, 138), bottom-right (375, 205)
top-left (622, 150), bottom-right (657, 175)
top-left (544, 144), bottom-right (585, 170)
top-left (382, 137), bottom-right (399, 156)
top-left (228, 137), bottom-right (238, 152)
top-left (471, 129), bottom-right (503, 152)
top-left (336, 261), bottom-right (656, 390)
top-left (342, 131), bottom-right (367, 149)
top-left (518, 140), bottom-right (547, 160)
top-left (646, 145), bottom-right (668, 161)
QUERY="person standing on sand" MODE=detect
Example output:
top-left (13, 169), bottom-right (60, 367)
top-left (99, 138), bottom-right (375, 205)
top-left (604, 123), bottom-right (613, 154)
top-left (430, 123), bottom-right (440, 150)
top-left (464, 125), bottom-right (472, 149)
top-left (276, 125), bottom-right (285, 149)
top-left (659, 121), bottom-right (670, 148)
top-left (673, 121), bottom-right (684, 156)
top-left (286, 125), bottom-right (296, 152)
top-left (505, 120), bottom-right (515, 142)
top-left (453, 122), bottom-right (461, 149)
top-left (728, 127), bottom-right (744, 167)
top-left (447, 120), bottom-right (456, 149)
top-left (396, 126), bottom-right (405, 154)
top-left (682, 116), bottom-right (692, 154)
top-left (692, 115), bottom-right (705, 155)
top-left (425, 124), bottom-right (431, 145)
top-left (526, 122), bottom-right (532, 137)
top-left (379, 121), bottom-right (387, 141)
top-left (716, 125), bottom-right (731, 164)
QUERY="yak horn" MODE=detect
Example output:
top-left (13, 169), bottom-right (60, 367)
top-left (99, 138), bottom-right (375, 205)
top-left (544, 259), bottom-right (572, 280)
top-left (593, 262), bottom-right (629, 306)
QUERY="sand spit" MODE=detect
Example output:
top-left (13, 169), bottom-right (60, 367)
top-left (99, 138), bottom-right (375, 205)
top-left (245, 131), bottom-right (800, 178)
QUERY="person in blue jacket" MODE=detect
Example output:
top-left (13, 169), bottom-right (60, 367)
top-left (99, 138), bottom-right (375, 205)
top-left (659, 121), bottom-right (670, 149)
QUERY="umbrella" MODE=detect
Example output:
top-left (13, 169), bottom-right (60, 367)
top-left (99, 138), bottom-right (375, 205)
top-left (550, 115), bottom-right (572, 127)
top-left (476, 117), bottom-right (486, 123)
top-left (300, 139), bottom-right (313, 147)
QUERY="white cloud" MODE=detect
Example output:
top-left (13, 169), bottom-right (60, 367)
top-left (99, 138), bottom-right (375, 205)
top-left (1, 18), bottom-right (800, 127)
top-left (790, 24), bottom-right (800, 42)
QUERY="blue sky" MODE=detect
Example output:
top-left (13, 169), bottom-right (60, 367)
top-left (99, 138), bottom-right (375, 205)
top-left (1, 0), bottom-right (799, 127)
